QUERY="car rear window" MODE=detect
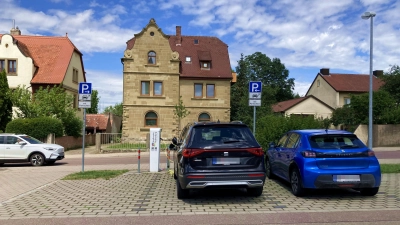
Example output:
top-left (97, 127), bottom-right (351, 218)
top-left (187, 125), bottom-right (260, 149)
top-left (309, 134), bottom-right (366, 149)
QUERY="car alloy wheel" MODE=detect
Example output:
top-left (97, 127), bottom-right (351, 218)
top-left (290, 169), bottom-right (306, 197)
top-left (30, 153), bottom-right (45, 166)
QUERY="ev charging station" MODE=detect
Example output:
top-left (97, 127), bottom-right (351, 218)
top-left (149, 128), bottom-right (162, 172)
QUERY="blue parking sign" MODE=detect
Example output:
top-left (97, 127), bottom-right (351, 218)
top-left (249, 81), bottom-right (262, 93)
top-left (79, 82), bottom-right (92, 94)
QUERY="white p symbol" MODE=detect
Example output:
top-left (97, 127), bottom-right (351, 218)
top-left (252, 83), bottom-right (259, 92)
top-left (82, 84), bottom-right (89, 93)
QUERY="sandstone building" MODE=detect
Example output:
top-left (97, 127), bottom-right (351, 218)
top-left (121, 19), bottom-right (233, 140)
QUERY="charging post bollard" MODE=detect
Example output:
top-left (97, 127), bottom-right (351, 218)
top-left (149, 128), bottom-right (162, 172)
top-left (138, 149), bottom-right (141, 173)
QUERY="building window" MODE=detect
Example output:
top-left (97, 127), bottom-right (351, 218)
top-left (154, 81), bottom-right (163, 96)
top-left (201, 61), bottom-right (210, 69)
top-left (145, 111), bottom-right (158, 126)
top-left (198, 113), bottom-right (210, 122)
top-left (141, 81), bottom-right (150, 95)
top-left (194, 39), bottom-right (199, 44)
top-left (0, 60), bottom-right (5, 72)
top-left (206, 84), bottom-right (215, 98)
top-left (8, 60), bottom-right (17, 73)
top-left (73, 94), bottom-right (77, 108)
top-left (148, 51), bottom-right (156, 64)
top-left (317, 80), bottom-right (320, 87)
top-left (185, 56), bottom-right (191, 62)
top-left (73, 68), bottom-right (78, 83)
top-left (344, 98), bottom-right (351, 105)
top-left (194, 84), bottom-right (203, 98)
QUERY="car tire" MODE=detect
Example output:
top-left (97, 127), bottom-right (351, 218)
top-left (290, 168), bottom-right (306, 197)
top-left (247, 187), bottom-right (263, 197)
top-left (30, 153), bottom-right (45, 166)
top-left (360, 187), bottom-right (379, 196)
top-left (176, 179), bottom-right (189, 199)
top-left (265, 157), bottom-right (275, 179)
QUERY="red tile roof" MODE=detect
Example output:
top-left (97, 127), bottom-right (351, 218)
top-left (86, 114), bottom-right (109, 130)
top-left (272, 95), bottom-right (334, 112)
top-left (318, 73), bottom-right (384, 93)
top-left (125, 28), bottom-right (232, 80)
top-left (0, 34), bottom-right (84, 84)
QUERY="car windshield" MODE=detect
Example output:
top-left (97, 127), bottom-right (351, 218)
top-left (309, 134), bottom-right (366, 149)
top-left (20, 135), bottom-right (43, 144)
top-left (187, 125), bottom-right (260, 148)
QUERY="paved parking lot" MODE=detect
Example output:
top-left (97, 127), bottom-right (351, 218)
top-left (0, 160), bottom-right (399, 220)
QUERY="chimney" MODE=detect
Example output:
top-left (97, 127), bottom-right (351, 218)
top-left (320, 68), bottom-right (330, 75)
top-left (176, 26), bottom-right (181, 46)
top-left (373, 70), bottom-right (383, 77)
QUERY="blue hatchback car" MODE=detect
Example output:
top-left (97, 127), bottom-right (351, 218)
top-left (266, 129), bottom-right (381, 197)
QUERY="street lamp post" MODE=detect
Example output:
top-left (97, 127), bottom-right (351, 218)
top-left (361, 11), bottom-right (376, 150)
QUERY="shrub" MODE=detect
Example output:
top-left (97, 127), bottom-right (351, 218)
top-left (61, 113), bottom-right (82, 137)
top-left (255, 115), bottom-right (328, 150)
top-left (5, 117), bottom-right (63, 139)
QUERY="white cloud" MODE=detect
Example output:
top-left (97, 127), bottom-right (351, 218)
top-left (85, 70), bottom-right (123, 112)
top-left (294, 81), bottom-right (311, 97)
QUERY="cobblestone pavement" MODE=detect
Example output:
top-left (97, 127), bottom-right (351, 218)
top-left (0, 165), bottom-right (399, 219)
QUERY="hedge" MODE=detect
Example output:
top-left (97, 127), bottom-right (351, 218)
top-left (6, 117), bottom-right (63, 139)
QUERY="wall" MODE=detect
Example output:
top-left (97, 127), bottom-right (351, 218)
top-left (54, 135), bottom-right (96, 150)
top-left (63, 51), bottom-right (84, 119)
top-left (306, 75), bottom-right (337, 108)
top-left (354, 124), bottom-right (400, 147)
top-left (285, 97), bottom-right (333, 119)
top-left (0, 34), bottom-right (34, 91)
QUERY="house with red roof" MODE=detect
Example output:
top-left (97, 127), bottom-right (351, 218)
top-left (272, 68), bottom-right (384, 119)
top-left (0, 26), bottom-right (86, 117)
top-left (121, 19), bottom-right (234, 140)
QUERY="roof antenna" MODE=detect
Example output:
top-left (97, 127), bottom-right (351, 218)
top-left (217, 119), bottom-right (220, 123)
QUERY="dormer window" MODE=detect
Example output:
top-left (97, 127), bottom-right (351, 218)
top-left (148, 51), bottom-right (156, 64)
top-left (201, 62), bottom-right (210, 68)
top-left (194, 39), bottom-right (199, 44)
top-left (185, 56), bottom-right (191, 62)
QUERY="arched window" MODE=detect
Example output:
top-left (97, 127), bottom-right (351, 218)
top-left (198, 113), bottom-right (211, 122)
top-left (145, 111), bottom-right (158, 126)
top-left (148, 51), bottom-right (156, 64)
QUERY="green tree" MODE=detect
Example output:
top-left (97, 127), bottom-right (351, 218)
top-left (230, 52), bottom-right (295, 126)
top-left (8, 85), bottom-right (37, 118)
top-left (86, 90), bottom-right (100, 114)
top-left (103, 102), bottom-right (123, 117)
top-left (173, 96), bottom-right (190, 136)
top-left (380, 65), bottom-right (400, 104)
top-left (0, 70), bottom-right (12, 132)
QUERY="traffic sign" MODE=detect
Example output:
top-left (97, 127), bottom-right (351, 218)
top-left (249, 81), bottom-right (262, 93)
top-left (79, 94), bottom-right (91, 101)
top-left (79, 82), bottom-right (92, 94)
top-left (78, 101), bottom-right (91, 108)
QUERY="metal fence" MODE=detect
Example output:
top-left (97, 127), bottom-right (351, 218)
top-left (99, 133), bottom-right (171, 152)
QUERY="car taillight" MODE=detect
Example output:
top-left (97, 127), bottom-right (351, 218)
top-left (367, 150), bottom-right (375, 156)
top-left (247, 147), bottom-right (264, 156)
top-left (248, 173), bottom-right (265, 177)
top-left (182, 149), bottom-right (205, 158)
top-left (302, 151), bottom-right (316, 158)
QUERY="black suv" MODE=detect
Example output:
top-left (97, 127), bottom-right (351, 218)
top-left (170, 121), bottom-right (266, 199)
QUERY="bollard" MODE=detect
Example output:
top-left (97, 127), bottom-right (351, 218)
top-left (138, 149), bottom-right (141, 173)
top-left (167, 149), bottom-right (170, 169)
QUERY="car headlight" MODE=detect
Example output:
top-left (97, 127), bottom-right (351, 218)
top-left (43, 147), bottom-right (56, 151)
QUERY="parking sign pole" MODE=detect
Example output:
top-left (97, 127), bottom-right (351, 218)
top-left (253, 106), bottom-right (256, 134)
top-left (82, 108), bottom-right (86, 172)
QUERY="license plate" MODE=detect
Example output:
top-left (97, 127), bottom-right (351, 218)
top-left (212, 158), bottom-right (240, 165)
top-left (333, 175), bottom-right (360, 182)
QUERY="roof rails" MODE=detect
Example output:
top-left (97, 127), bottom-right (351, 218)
top-left (230, 121), bottom-right (243, 124)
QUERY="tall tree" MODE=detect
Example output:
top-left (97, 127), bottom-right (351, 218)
top-left (173, 96), bottom-right (190, 136)
top-left (230, 52), bottom-right (295, 125)
top-left (86, 90), bottom-right (100, 114)
top-left (0, 70), bottom-right (12, 132)
top-left (103, 102), bottom-right (123, 117)
top-left (380, 65), bottom-right (400, 104)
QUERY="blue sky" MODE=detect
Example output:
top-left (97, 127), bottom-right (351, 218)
top-left (1, 0), bottom-right (399, 112)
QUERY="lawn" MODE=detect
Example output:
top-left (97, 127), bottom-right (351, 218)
top-left (62, 170), bottom-right (129, 180)
top-left (380, 164), bottom-right (400, 173)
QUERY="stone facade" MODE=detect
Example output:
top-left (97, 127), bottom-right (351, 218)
top-left (121, 19), bottom-right (232, 141)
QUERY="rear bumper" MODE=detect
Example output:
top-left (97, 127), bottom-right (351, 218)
top-left (180, 173), bottom-right (266, 189)
top-left (314, 174), bottom-right (376, 189)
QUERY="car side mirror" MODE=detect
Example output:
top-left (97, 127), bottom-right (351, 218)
top-left (269, 142), bottom-right (275, 148)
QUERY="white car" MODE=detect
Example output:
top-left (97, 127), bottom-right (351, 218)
top-left (0, 134), bottom-right (65, 166)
